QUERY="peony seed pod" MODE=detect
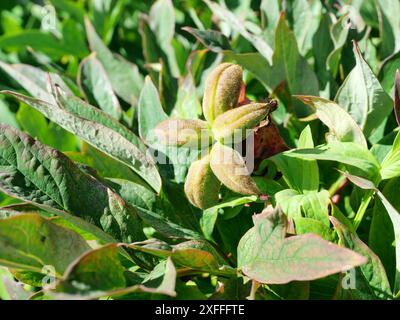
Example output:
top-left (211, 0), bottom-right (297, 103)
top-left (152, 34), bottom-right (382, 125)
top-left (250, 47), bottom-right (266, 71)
top-left (210, 142), bottom-right (261, 195)
top-left (202, 63), bottom-right (243, 123)
top-left (184, 154), bottom-right (221, 209)
top-left (212, 102), bottom-right (275, 144)
top-left (154, 119), bottom-right (212, 149)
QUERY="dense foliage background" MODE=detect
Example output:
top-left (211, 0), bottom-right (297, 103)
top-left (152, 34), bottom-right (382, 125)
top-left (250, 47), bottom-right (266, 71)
top-left (0, 0), bottom-right (399, 300)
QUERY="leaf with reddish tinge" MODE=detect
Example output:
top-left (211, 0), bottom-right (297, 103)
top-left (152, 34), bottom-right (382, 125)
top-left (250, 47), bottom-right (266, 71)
top-left (237, 207), bottom-right (367, 284)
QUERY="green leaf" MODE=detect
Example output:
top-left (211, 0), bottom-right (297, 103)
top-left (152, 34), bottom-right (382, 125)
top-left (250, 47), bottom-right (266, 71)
top-left (237, 206), bottom-right (366, 284)
top-left (294, 217), bottom-right (335, 241)
top-left (200, 196), bottom-right (257, 240)
top-left (0, 214), bottom-right (90, 276)
top-left (341, 173), bottom-right (400, 294)
top-left (331, 217), bottom-right (392, 299)
top-left (335, 42), bottom-right (393, 139)
top-left (381, 130), bottom-right (400, 180)
top-left (2, 90), bottom-right (162, 193)
top-left (375, 189), bottom-right (400, 294)
top-left (138, 77), bottom-right (199, 183)
top-left (183, 27), bottom-right (231, 52)
top-left (78, 53), bottom-right (122, 120)
top-left (275, 189), bottom-right (331, 227)
top-left (149, 0), bottom-right (180, 78)
top-left (56, 244), bottom-right (126, 294)
top-left (379, 51), bottom-right (400, 95)
top-left (376, 0), bottom-right (400, 58)
top-left (0, 98), bottom-right (18, 129)
top-left (0, 124), bottom-right (144, 242)
top-left (204, 0), bottom-right (273, 64)
top-left (370, 178), bottom-right (399, 291)
top-left (85, 17), bottom-right (143, 105)
top-left (280, 141), bottom-right (380, 183)
top-left (290, 0), bottom-right (323, 55)
top-left (132, 206), bottom-right (202, 240)
top-left (272, 125), bottom-right (319, 192)
top-left (0, 61), bottom-right (70, 104)
top-left (295, 96), bottom-right (367, 148)
top-left (272, 13), bottom-right (319, 116)
top-left (0, 30), bottom-right (86, 59)
top-left (327, 15), bottom-right (350, 78)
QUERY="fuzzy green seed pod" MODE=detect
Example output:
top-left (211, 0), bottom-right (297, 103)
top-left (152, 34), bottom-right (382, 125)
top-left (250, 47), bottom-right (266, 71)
top-left (210, 142), bottom-right (260, 195)
top-left (212, 102), bottom-right (275, 144)
top-left (154, 119), bottom-right (212, 148)
top-left (184, 154), bottom-right (221, 209)
top-left (202, 63), bottom-right (243, 123)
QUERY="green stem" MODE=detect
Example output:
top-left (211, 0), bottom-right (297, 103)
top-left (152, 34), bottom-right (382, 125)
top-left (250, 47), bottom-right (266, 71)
top-left (353, 190), bottom-right (374, 230)
top-left (329, 174), bottom-right (347, 197)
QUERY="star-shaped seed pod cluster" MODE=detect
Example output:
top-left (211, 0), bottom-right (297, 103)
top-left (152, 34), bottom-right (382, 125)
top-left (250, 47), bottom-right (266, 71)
top-left (154, 63), bottom-right (277, 209)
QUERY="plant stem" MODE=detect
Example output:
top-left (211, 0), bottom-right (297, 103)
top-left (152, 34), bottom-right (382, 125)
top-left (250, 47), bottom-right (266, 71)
top-left (353, 190), bottom-right (374, 230)
top-left (329, 174), bottom-right (347, 197)
top-left (248, 280), bottom-right (260, 300)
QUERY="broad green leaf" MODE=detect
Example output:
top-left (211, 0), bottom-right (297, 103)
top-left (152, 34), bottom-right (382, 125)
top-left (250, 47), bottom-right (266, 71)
top-left (294, 217), bottom-right (335, 241)
top-left (371, 130), bottom-right (398, 164)
top-left (260, 0), bottom-right (281, 47)
top-left (16, 104), bottom-right (48, 142)
top-left (331, 217), bottom-right (392, 299)
top-left (67, 142), bottom-right (142, 182)
top-left (56, 244), bottom-right (126, 295)
top-left (78, 53), bottom-right (122, 120)
top-left (381, 130), bottom-right (400, 179)
top-left (312, 14), bottom-right (335, 98)
top-left (139, 15), bottom-right (177, 112)
top-left (90, 0), bottom-right (126, 44)
top-left (53, 247), bottom-right (176, 299)
top-left (138, 77), bottom-right (199, 183)
top-left (379, 51), bottom-right (400, 95)
top-left (342, 173), bottom-right (400, 293)
top-left (85, 17), bottom-right (143, 105)
top-left (0, 30), bottom-right (87, 59)
top-left (0, 214), bottom-right (90, 276)
top-left (375, 190), bottom-right (400, 294)
top-left (376, 0), bottom-right (400, 58)
top-left (132, 206), bottom-right (202, 240)
top-left (149, 0), bottom-right (180, 78)
top-left (0, 61), bottom-right (67, 104)
top-left (271, 125), bottom-right (319, 192)
top-left (370, 178), bottom-right (399, 290)
top-left (237, 206), bottom-right (366, 284)
top-left (280, 141), bottom-right (381, 183)
top-left (106, 178), bottom-right (199, 232)
top-left (200, 195), bottom-right (257, 240)
top-left (2, 90), bottom-right (162, 193)
top-left (172, 75), bottom-right (202, 119)
top-left (0, 98), bottom-right (18, 129)
top-left (0, 124), bottom-right (145, 242)
top-left (295, 96), bottom-right (367, 148)
top-left (204, 0), bottom-right (273, 64)
top-left (291, 0), bottom-right (322, 55)
top-left (182, 27), bottom-right (231, 52)
top-left (273, 13), bottom-right (319, 116)
top-left (327, 15), bottom-right (350, 78)
top-left (138, 76), bottom-right (168, 142)
top-left (335, 43), bottom-right (393, 139)
top-left (275, 189), bottom-right (331, 227)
